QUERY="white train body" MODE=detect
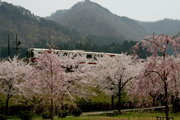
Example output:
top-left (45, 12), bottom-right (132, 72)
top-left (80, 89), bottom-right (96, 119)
top-left (26, 48), bottom-right (122, 65)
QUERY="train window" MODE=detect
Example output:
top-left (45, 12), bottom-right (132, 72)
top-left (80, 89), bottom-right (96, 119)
top-left (94, 55), bottom-right (97, 60)
top-left (63, 53), bottom-right (68, 56)
top-left (31, 50), bottom-right (34, 57)
top-left (29, 52), bottom-right (31, 58)
top-left (86, 54), bottom-right (92, 59)
top-left (27, 51), bottom-right (29, 58)
top-left (79, 53), bottom-right (83, 56)
top-left (72, 53), bottom-right (77, 59)
top-left (56, 52), bottom-right (61, 57)
top-left (99, 55), bottom-right (103, 57)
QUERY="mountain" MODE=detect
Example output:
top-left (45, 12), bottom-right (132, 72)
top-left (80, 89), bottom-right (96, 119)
top-left (0, 2), bottom-right (81, 48)
top-left (46, 0), bottom-right (148, 41)
top-left (137, 18), bottom-right (180, 36)
top-left (47, 0), bottom-right (180, 41)
top-left (1, 0), bottom-right (180, 49)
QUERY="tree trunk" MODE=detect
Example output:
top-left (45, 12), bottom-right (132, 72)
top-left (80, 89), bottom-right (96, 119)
top-left (165, 83), bottom-right (169, 120)
top-left (111, 95), bottom-right (114, 110)
top-left (153, 98), bottom-right (155, 106)
top-left (51, 97), bottom-right (53, 120)
top-left (118, 86), bottom-right (121, 112)
top-left (5, 97), bottom-right (10, 115)
top-left (171, 95), bottom-right (175, 112)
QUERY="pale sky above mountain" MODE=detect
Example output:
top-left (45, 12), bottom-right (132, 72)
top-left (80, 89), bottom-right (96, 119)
top-left (1, 0), bottom-right (180, 22)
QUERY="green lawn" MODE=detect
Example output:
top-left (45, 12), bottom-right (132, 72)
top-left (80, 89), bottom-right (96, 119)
top-left (6, 111), bottom-right (180, 120)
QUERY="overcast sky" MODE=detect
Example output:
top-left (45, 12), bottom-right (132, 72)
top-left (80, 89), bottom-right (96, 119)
top-left (1, 0), bottom-right (180, 22)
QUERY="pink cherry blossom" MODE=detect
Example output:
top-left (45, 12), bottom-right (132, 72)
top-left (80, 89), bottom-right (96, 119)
top-left (91, 53), bottom-right (144, 111)
top-left (24, 47), bottom-right (94, 120)
top-left (0, 56), bottom-right (32, 114)
top-left (131, 33), bottom-right (180, 119)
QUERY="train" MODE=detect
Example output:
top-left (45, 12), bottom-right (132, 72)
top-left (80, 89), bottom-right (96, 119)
top-left (26, 48), bottom-right (122, 65)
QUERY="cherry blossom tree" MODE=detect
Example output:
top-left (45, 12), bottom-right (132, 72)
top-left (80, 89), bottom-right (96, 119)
top-left (25, 47), bottom-right (93, 120)
top-left (92, 54), bottom-right (143, 111)
top-left (0, 56), bottom-right (32, 114)
top-left (130, 33), bottom-right (180, 119)
top-left (58, 51), bottom-right (95, 113)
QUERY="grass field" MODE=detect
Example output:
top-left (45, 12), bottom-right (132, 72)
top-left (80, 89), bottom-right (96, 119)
top-left (6, 111), bottom-right (180, 120)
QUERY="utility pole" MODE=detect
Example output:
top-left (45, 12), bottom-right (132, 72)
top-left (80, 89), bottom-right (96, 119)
top-left (49, 29), bottom-right (51, 46)
top-left (8, 35), bottom-right (10, 57)
top-left (16, 34), bottom-right (18, 55)
top-left (13, 34), bottom-right (21, 55)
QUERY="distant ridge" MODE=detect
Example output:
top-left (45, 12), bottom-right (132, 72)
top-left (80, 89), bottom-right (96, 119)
top-left (47, 0), bottom-right (180, 41)
top-left (46, 0), bottom-right (148, 41)
top-left (0, 0), bottom-right (180, 49)
top-left (137, 18), bottom-right (180, 36)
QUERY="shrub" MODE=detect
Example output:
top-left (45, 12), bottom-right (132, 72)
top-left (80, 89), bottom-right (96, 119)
top-left (41, 112), bottom-right (51, 119)
top-left (0, 114), bottom-right (7, 120)
top-left (19, 111), bottom-right (32, 120)
top-left (58, 110), bottom-right (68, 118)
top-left (72, 108), bottom-right (82, 116)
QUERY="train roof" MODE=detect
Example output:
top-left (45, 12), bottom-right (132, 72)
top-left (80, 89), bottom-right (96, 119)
top-left (27, 48), bottom-right (122, 56)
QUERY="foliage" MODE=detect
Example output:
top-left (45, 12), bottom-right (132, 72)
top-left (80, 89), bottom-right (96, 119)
top-left (93, 53), bottom-right (143, 96)
top-left (130, 33), bottom-right (180, 119)
top-left (0, 40), bottom-right (138, 59)
top-left (58, 110), bottom-right (68, 118)
top-left (3, 111), bottom-right (180, 120)
top-left (0, 47), bottom-right (28, 59)
top-left (0, 114), bottom-right (7, 120)
top-left (47, 0), bottom-right (148, 41)
top-left (1, 1), bottom-right (180, 51)
top-left (19, 111), bottom-right (33, 120)
top-left (0, 56), bottom-right (32, 114)
top-left (138, 18), bottom-right (180, 36)
top-left (0, 93), bottom-right (6, 106)
top-left (0, 2), bottom-right (81, 48)
top-left (72, 108), bottom-right (82, 116)
top-left (24, 45), bottom-right (94, 120)
top-left (25, 48), bottom-right (69, 119)
top-left (41, 111), bottom-right (51, 119)
top-left (91, 53), bottom-right (144, 111)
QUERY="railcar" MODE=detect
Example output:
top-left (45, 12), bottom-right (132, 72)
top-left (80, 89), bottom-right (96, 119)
top-left (26, 48), bottom-right (122, 65)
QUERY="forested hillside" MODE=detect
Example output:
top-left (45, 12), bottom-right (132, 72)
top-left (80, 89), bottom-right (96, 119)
top-left (47, 0), bottom-right (180, 41)
top-left (137, 18), bottom-right (180, 35)
top-left (0, 2), bottom-right (126, 49)
top-left (1, 1), bottom-right (179, 59)
top-left (0, 2), bottom-right (82, 48)
top-left (46, 0), bottom-right (148, 41)
top-left (0, 1), bottom-right (131, 58)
